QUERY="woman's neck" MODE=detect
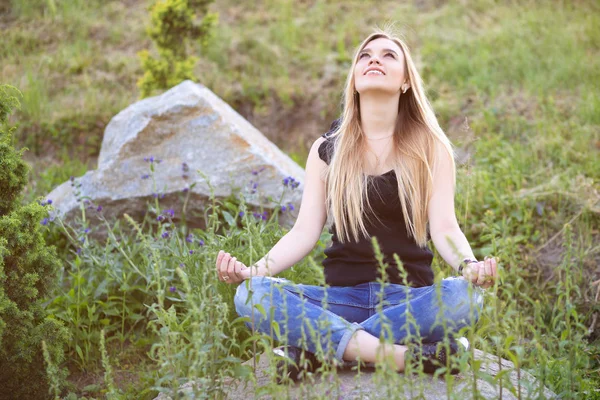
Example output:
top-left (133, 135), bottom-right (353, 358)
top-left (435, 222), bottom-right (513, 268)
top-left (359, 92), bottom-right (399, 139)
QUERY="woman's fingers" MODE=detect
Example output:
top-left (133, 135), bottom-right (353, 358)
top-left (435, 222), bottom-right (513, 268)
top-left (476, 262), bottom-right (486, 286)
top-left (484, 257), bottom-right (493, 282)
top-left (215, 251), bottom-right (247, 283)
top-left (216, 251), bottom-right (224, 281)
top-left (227, 256), bottom-right (237, 278)
top-left (219, 251), bottom-right (232, 281)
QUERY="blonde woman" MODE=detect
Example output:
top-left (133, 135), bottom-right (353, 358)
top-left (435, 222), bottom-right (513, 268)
top-left (217, 26), bottom-right (498, 382)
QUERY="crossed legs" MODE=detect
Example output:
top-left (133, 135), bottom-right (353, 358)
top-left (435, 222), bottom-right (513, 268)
top-left (234, 276), bottom-right (484, 371)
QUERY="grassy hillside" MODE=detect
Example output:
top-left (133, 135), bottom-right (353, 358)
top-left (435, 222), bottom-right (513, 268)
top-left (1, 0), bottom-right (599, 398)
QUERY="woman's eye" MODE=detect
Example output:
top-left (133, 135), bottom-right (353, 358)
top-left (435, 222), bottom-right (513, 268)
top-left (359, 52), bottom-right (394, 59)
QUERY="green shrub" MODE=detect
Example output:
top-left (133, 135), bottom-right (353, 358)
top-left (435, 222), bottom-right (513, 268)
top-left (137, 0), bottom-right (218, 98)
top-left (0, 84), bottom-right (69, 399)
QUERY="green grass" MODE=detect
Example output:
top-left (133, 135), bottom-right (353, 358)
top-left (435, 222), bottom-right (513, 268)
top-left (1, 0), bottom-right (599, 398)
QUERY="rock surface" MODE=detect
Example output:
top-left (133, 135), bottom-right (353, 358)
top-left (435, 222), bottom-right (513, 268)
top-left (153, 348), bottom-right (557, 400)
top-left (46, 80), bottom-right (304, 233)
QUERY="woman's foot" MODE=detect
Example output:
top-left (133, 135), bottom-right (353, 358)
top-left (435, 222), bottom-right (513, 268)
top-left (404, 337), bottom-right (469, 375)
top-left (272, 345), bottom-right (322, 383)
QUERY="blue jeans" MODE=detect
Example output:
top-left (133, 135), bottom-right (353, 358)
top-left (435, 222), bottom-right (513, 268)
top-left (234, 276), bottom-right (484, 364)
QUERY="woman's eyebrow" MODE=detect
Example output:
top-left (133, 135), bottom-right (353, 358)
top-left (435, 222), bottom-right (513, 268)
top-left (361, 48), bottom-right (399, 56)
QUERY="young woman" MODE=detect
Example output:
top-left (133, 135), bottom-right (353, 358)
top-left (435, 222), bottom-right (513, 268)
top-left (216, 26), bottom-right (498, 381)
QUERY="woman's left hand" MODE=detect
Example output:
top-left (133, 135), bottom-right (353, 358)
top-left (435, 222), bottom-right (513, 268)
top-left (463, 257), bottom-right (498, 289)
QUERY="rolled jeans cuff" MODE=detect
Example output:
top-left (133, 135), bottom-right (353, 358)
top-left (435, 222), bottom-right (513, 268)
top-left (335, 322), bottom-right (364, 363)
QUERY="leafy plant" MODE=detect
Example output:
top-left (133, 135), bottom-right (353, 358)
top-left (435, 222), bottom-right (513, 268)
top-left (0, 83), bottom-right (69, 399)
top-left (137, 0), bottom-right (219, 98)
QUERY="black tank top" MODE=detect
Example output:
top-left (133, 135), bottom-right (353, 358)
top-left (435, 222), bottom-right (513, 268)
top-left (317, 121), bottom-right (434, 288)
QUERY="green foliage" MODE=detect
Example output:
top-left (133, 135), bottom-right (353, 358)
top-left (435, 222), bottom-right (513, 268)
top-left (137, 0), bottom-right (218, 98)
top-left (0, 84), bottom-right (69, 399)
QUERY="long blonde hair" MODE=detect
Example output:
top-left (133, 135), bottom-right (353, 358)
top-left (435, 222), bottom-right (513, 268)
top-left (324, 25), bottom-right (457, 248)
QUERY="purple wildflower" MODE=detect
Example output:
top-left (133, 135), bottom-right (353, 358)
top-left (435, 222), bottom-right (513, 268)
top-left (152, 193), bottom-right (158, 198)
top-left (46, 199), bottom-right (52, 205)
top-left (97, 205), bottom-right (103, 212)
top-left (84, 228), bottom-right (90, 234)
top-left (251, 167), bottom-right (266, 175)
top-left (179, 263), bottom-right (185, 267)
top-left (41, 218), bottom-right (49, 226)
top-left (189, 250), bottom-right (194, 255)
top-left (157, 215), bottom-right (165, 222)
top-left (198, 239), bottom-right (204, 246)
top-left (280, 205), bottom-right (287, 212)
top-left (287, 203), bottom-right (294, 211)
top-left (182, 186), bottom-right (189, 193)
top-left (186, 234), bottom-right (194, 243)
top-left (283, 176), bottom-right (300, 189)
top-left (163, 209), bottom-right (175, 218)
top-left (169, 286), bottom-right (176, 293)
top-left (76, 248), bottom-right (82, 255)
top-left (182, 162), bottom-right (189, 172)
top-left (238, 211), bottom-right (244, 217)
top-left (141, 174), bottom-right (150, 179)
top-left (162, 231), bottom-right (170, 239)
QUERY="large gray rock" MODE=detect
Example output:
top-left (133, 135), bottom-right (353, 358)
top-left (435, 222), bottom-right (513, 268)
top-left (153, 349), bottom-right (557, 399)
top-left (46, 80), bottom-right (304, 232)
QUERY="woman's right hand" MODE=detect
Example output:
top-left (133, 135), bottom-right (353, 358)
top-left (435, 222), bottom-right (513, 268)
top-left (462, 256), bottom-right (498, 289)
top-left (216, 250), bottom-right (251, 284)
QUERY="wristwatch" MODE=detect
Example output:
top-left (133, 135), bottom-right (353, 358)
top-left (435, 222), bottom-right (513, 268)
top-left (458, 258), bottom-right (478, 276)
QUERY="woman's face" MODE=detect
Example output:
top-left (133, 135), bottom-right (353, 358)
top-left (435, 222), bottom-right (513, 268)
top-left (353, 38), bottom-right (407, 97)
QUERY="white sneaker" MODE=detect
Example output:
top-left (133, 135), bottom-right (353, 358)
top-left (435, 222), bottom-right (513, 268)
top-left (456, 337), bottom-right (470, 351)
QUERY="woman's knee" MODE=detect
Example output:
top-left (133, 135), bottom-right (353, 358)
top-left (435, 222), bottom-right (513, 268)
top-left (442, 277), bottom-right (484, 325)
top-left (234, 276), bottom-right (263, 313)
top-left (234, 276), bottom-right (284, 316)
